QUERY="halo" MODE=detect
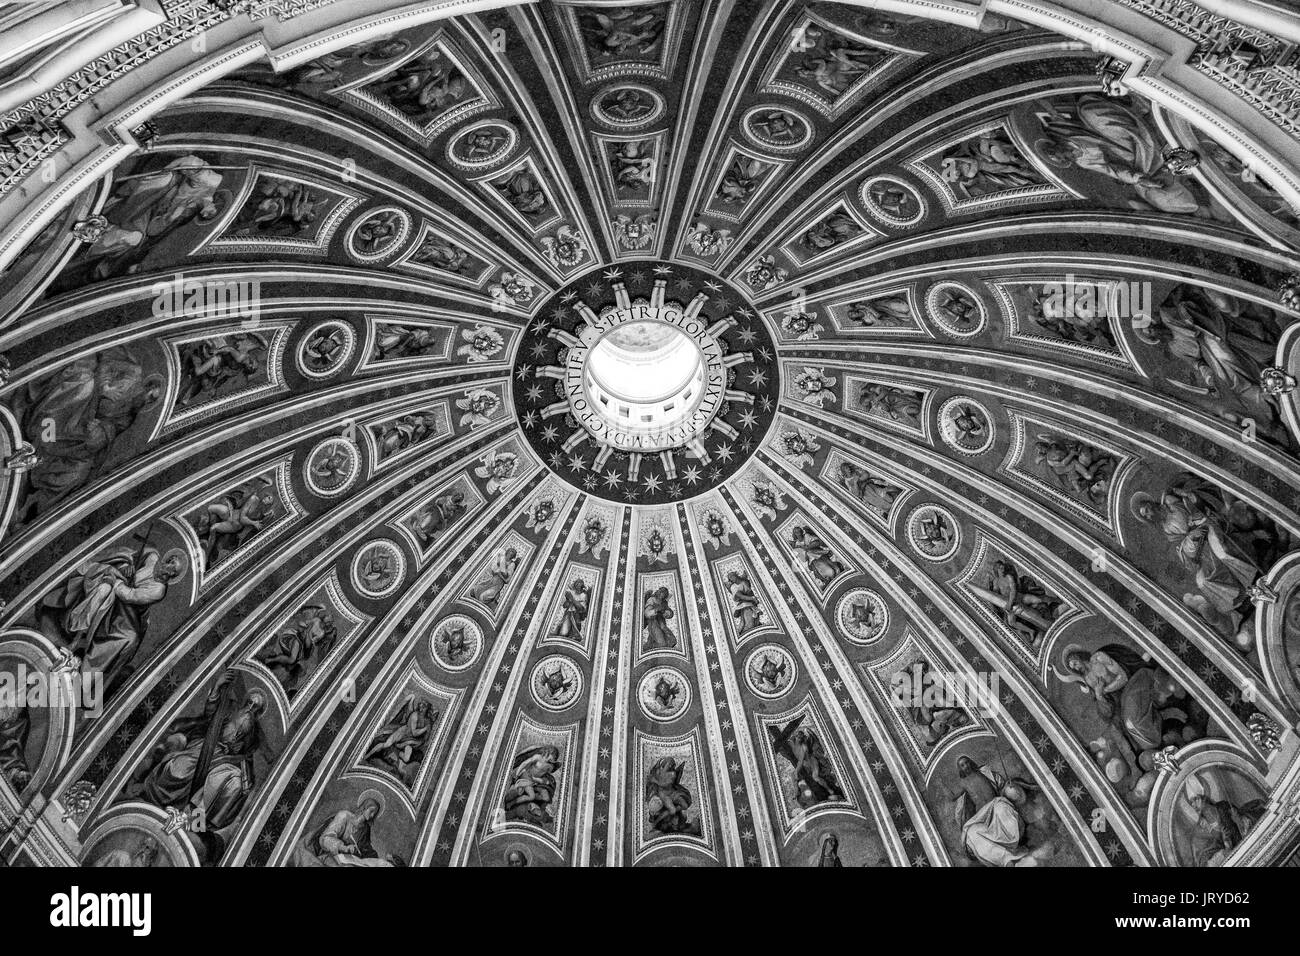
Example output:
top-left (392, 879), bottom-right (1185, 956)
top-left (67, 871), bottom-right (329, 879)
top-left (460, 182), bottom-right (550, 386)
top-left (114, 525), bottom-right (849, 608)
top-left (356, 788), bottom-right (387, 818)
top-left (502, 842), bottom-right (532, 865)
top-left (1059, 642), bottom-right (1087, 668)
top-left (161, 548), bottom-right (189, 582)
top-left (1129, 490), bottom-right (1158, 521)
top-left (1033, 137), bottom-right (1073, 168)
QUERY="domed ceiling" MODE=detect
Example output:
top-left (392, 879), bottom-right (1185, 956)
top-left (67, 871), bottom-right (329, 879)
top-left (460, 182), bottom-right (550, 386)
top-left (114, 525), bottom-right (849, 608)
top-left (1, 0), bottom-right (1300, 869)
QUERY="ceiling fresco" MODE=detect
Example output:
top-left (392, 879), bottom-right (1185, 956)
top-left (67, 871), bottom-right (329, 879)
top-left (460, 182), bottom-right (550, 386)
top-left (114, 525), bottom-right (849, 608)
top-left (1, 0), bottom-right (1300, 870)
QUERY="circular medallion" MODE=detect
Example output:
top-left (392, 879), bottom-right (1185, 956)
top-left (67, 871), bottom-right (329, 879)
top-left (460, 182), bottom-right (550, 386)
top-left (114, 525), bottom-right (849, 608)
top-left (937, 396), bottom-right (995, 455)
top-left (637, 666), bottom-right (692, 721)
top-left (513, 262), bottom-right (778, 504)
top-left (860, 175), bottom-right (927, 226)
top-left (352, 539), bottom-right (406, 597)
top-left (530, 654), bottom-right (583, 711)
top-left (591, 84), bottom-right (665, 129)
top-left (906, 504), bottom-right (961, 562)
top-left (925, 282), bottom-right (987, 338)
top-left (835, 588), bottom-right (889, 645)
top-left (742, 106), bottom-right (814, 153)
top-left (304, 436), bottom-right (360, 497)
top-left (298, 320), bottom-right (355, 379)
top-left (744, 644), bottom-right (796, 699)
top-left (345, 206), bottom-right (410, 262)
top-left (431, 614), bottom-right (483, 672)
top-left (446, 121), bottom-right (518, 170)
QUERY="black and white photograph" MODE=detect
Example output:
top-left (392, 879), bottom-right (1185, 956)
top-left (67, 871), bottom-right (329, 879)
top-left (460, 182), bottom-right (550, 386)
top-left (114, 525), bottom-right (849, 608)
top-left (0, 0), bottom-right (1295, 940)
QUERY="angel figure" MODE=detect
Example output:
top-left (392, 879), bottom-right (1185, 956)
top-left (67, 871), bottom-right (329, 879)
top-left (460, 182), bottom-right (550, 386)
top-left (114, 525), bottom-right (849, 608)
top-left (178, 333), bottom-right (268, 407)
top-left (941, 131), bottom-right (1040, 199)
top-left (716, 157), bottom-right (769, 205)
top-left (858, 382), bottom-right (922, 427)
top-left (352, 210), bottom-right (403, 256)
top-left (582, 7), bottom-right (664, 57)
top-left (377, 53), bottom-right (467, 123)
top-left (502, 746), bottom-right (561, 826)
top-left (642, 586), bottom-right (677, 650)
top-left (357, 548), bottom-right (397, 592)
top-left (492, 169), bottom-right (548, 217)
top-left (799, 212), bottom-right (861, 253)
top-left (725, 570), bottom-right (763, 634)
top-left (652, 677), bottom-right (681, 713)
top-left (537, 665), bottom-right (573, 702)
top-left (373, 324), bottom-right (443, 361)
top-left (788, 526), bottom-right (845, 587)
top-left (1033, 435), bottom-right (1115, 504)
top-left (837, 461), bottom-right (900, 518)
top-left (846, 294), bottom-right (912, 328)
top-left (752, 109), bottom-right (803, 143)
top-left (364, 696), bottom-right (438, 787)
top-left (311, 443), bottom-right (354, 487)
top-left (611, 140), bottom-right (656, 191)
top-left (552, 579), bottom-right (590, 642)
top-left (197, 477), bottom-right (277, 566)
top-left (948, 404), bottom-right (988, 446)
top-left (645, 757), bottom-right (699, 835)
top-left (843, 595), bottom-right (884, 641)
top-left (795, 32), bottom-right (886, 96)
top-left (902, 662), bottom-right (969, 747)
top-left (255, 604), bottom-right (337, 695)
top-left (461, 127), bottom-right (508, 160)
top-left (410, 490), bottom-right (467, 545)
top-left (413, 234), bottom-right (474, 275)
top-left (969, 560), bottom-right (1061, 647)
top-left (750, 653), bottom-right (787, 692)
top-left (914, 509), bottom-right (955, 554)
top-left (241, 179), bottom-right (324, 237)
top-left (768, 715), bottom-right (844, 807)
top-left (472, 547), bottom-right (519, 609)
top-left (302, 325), bottom-right (349, 372)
